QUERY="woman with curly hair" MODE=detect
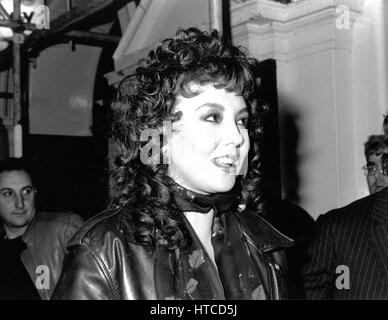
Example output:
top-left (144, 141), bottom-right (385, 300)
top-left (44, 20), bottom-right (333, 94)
top-left (53, 28), bottom-right (293, 300)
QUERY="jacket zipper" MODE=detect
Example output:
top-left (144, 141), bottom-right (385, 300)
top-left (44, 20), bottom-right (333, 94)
top-left (168, 252), bottom-right (175, 275)
top-left (268, 262), bottom-right (280, 300)
top-left (243, 231), bottom-right (280, 300)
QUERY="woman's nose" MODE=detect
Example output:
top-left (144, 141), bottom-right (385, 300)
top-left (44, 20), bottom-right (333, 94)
top-left (223, 123), bottom-right (244, 147)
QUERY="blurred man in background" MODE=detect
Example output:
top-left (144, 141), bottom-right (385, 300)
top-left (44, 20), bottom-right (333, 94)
top-left (0, 158), bottom-right (84, 300)
top-left (303, 119), bottom-right (388, 299)
top-left (363, 134), bottom-right (388, 194)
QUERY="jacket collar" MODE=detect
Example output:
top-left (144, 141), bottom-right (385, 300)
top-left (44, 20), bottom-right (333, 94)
top-left (234, 209), bottom-right (294, 253)
top-left (119, 201), bottom-right (294, 252)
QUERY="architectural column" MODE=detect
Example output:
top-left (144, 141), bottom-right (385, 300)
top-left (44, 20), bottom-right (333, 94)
top-left (231, 0), bottom-right (365, 218)
top-left (0, 69), bottom-right (13, 158)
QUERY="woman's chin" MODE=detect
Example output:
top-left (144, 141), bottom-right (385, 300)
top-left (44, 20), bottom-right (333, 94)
top-left (207, 177), bottom-right (236, 193)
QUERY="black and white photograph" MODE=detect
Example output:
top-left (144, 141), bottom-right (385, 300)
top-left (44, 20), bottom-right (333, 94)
top-left (0, 0), bottom-right (387, 306)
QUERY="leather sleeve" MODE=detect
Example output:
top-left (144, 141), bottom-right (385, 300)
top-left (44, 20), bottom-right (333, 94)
top-left (51, 243), bottom-right (118, 300)
top-left (302, 213), bottom-right (336, 299)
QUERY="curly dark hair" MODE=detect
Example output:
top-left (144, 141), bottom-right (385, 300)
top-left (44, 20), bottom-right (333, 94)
top-left (110, 28), bottom-right (267, 250)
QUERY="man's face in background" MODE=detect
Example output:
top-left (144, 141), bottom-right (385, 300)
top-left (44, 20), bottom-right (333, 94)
top-left (365, 149), bottom-right (388, 194)
top-left (0, 170), bottom-right (36, 238)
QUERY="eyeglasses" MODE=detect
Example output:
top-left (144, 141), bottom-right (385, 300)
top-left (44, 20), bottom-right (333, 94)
top-left (362, 164), bottom-right (388, 177)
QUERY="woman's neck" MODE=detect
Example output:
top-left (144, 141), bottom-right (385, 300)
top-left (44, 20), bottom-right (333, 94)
top-left (168, 176), bottom-right (209, 196)
top-left (184, 209), bottom-right (216, 266)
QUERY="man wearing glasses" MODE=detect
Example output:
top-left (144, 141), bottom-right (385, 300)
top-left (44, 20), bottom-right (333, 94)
top-left (303, 133), bottom-right (388, 299)
top-left (362, 134), bottom-right (388, 194)
top-left (0, 158), bottom-right (83, 300)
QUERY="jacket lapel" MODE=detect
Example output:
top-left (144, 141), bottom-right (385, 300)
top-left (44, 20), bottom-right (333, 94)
top-left (154, 209), bottom-right (294, 300)
top-left (219, 212), bottom-right (268, 299)
top-left (154, 216), bottom-right (225, 300)
top-left (369, 188), bottom-right (388, 278)
top-left (154, 244), bottom-right (178, 300)
top-left (235, 209), bottom-right (294, 253)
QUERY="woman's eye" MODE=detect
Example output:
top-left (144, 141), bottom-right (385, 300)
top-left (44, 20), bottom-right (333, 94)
top-left (205, 114), bottom-right (221, 123)
top-left (237, 118), bottom-right (249, 128)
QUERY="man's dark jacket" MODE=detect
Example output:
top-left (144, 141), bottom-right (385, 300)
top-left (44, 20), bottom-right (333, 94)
top-left (303, 187), bottom-right (388, 299)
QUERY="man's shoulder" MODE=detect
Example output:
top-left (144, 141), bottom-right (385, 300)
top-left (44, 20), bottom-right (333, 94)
top-left (34, 211), bottom-right (84, 228)
top-left (317, 189), bottom-right (387, 225)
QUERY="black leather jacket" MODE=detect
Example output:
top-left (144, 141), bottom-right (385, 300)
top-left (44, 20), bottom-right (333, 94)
top-left (53, 204), bottom-right (293, 300)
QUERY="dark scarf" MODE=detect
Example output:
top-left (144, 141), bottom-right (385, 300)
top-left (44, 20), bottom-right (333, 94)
top-left (153, 181), bottom-right (268, 300)
top-left (170, 181), bottom-right (239, 216)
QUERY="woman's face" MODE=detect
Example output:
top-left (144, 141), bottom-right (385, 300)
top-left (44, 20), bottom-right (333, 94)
top-left (166, 84), bottom-right (250, 194)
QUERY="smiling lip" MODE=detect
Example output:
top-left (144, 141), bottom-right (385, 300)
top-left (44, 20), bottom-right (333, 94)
top-left (212, 155), bottom-right (239, 170)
